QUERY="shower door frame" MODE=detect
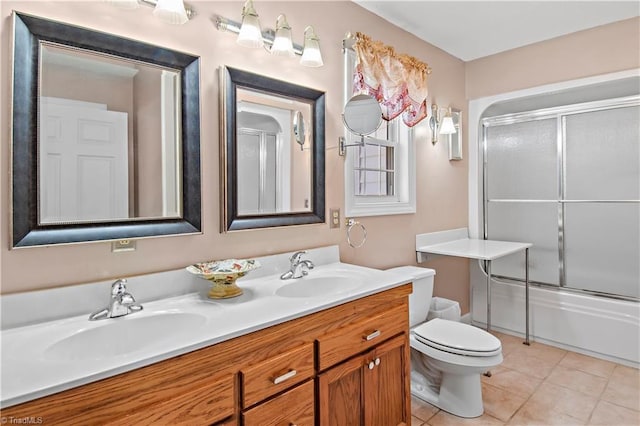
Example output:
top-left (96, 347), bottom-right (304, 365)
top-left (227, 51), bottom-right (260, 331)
top-left (481, 95), bottom-right (640, 300)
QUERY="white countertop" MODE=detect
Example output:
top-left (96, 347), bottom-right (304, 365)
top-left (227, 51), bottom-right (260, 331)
top-left (416, 238), bottom-right (532, 261)
top-left (0, 258), bottom-right (410, 408)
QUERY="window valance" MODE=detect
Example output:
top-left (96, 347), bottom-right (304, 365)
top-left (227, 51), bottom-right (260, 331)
top-left (352, 32), bottom-right (431, 127)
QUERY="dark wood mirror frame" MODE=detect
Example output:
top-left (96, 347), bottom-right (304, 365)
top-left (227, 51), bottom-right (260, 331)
top-left (11, 12), bottom-right (201, 247)
top-left (220, 66), bottom-right (325, 231)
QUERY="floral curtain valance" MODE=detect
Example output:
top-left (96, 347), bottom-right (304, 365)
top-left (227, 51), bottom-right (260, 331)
top-left (352, 32), bottom-right (431, 127)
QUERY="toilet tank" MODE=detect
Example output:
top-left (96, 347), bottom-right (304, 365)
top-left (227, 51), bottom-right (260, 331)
top-left (387, 266), bottom-right (436, 327)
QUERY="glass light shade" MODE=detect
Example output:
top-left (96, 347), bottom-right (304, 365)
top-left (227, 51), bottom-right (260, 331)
top-left (300, 26), bottom-right (323, 67)
top-left (153, 0), bottom-right (189, 25)
top-left (439, 114), bottom-right (457, 134)
top-left (107, 0), bottom-right (140, 10)
top-left (270, 15), bottom-right (295, 57)
top-left (237, 0), bottom-right (263, 48)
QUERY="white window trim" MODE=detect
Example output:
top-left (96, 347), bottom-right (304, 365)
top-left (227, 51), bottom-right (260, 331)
top-left (343, 48), bottom-right (416, 217)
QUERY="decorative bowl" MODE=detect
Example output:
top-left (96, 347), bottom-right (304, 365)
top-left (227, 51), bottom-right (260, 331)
top-left (186, 259), bottom-right (261, 299)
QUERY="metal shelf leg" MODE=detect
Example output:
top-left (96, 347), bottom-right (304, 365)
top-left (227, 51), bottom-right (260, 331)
top-left (524, 248), bottom-right (530, 345)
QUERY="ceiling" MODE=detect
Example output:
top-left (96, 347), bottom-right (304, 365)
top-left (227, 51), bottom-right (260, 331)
top-left (353, 1), bottom-right (640, 61)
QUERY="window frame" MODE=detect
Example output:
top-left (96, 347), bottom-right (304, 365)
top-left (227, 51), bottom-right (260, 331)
top-left (343, 48), bottom-right (416, 217)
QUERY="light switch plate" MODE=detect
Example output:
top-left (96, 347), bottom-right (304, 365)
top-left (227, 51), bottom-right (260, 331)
top-left (329, 208), bottom-right (340, 229)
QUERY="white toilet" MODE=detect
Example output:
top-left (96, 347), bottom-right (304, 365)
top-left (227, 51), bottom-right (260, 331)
top-left (388, 266), bottom-right (503, 418)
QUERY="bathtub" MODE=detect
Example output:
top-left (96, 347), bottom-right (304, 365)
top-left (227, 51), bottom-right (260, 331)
top-left (470, 263), bottom-right (640, 367)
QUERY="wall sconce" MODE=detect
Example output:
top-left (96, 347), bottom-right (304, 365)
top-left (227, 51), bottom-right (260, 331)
top-left (108, 0), bottom-right (194, 25)
top-left (215, 0), bottom-right (324, 67)
top-left (429, 103), bottom-right (457, 145)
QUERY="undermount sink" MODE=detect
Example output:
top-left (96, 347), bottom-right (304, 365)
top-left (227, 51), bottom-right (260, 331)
top-left (275, 276), bottom-right (363, 298)
top-left (44, 312), bottom-right (206, 361)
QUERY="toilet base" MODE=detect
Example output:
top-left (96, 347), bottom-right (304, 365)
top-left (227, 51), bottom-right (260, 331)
top-left (410, 368), bottom-right (484, 418)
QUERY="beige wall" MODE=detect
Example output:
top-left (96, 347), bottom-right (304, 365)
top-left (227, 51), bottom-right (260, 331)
top-left (1, 1), bottom-right (469, 313)
top-left (466, 17), bottom-right (640, 100)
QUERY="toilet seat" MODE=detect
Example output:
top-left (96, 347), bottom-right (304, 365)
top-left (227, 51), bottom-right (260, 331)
top-left (413, 318), bottom-right (501, 357)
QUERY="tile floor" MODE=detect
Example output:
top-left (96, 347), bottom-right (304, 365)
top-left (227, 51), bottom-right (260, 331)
top-left (411, 331), bottom-right (640, 426)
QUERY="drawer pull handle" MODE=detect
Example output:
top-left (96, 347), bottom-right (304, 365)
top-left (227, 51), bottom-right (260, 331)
top-left (368, 361), bottom-right (375, 370)
top-left (375, 357), bottom-right (380, 366)
top-left (273, 369), bottom-right (297, 385)
top-left (364, 330), bottom-right (381, 341)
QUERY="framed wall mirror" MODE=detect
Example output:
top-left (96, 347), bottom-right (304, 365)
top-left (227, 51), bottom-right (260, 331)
top-left (11, 12), bottom-right (201, 247)
top-left (220, 66), bottom-right (325, 231)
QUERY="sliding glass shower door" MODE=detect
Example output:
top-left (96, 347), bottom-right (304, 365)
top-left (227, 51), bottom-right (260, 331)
top-left (483, 98), bottom-right (639, 300)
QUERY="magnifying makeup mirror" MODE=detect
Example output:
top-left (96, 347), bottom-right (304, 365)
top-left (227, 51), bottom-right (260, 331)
top-left (339, 94), bottom-right (383, 156)
top-left (342, 94), bottom-right (383, 137)
top-left (293, 110), bottom-right (306, 150)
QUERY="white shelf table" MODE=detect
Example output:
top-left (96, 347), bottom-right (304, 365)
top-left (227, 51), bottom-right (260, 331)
top-left (416, 229), bottom-right (532, 345)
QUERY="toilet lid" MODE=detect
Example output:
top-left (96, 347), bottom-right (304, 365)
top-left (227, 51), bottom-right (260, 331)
top-left (413, 318), bottom-right (502, 357)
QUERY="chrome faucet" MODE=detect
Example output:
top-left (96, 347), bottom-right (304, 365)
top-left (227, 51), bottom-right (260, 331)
top-left (89, 279), bottom-right (143, 321)
top-left (280, 250), bottom-right (315, 280)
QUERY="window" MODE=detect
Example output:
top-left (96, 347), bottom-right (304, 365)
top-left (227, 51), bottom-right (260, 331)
top-left (353, 121), bottom-right (395, 197)
top-left (344, 48), bottom-right (416, 217)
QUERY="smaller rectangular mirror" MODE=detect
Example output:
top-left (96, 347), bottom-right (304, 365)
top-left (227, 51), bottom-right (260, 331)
top-left (448, 109), bottom-right (463, 161)
top-left (221, 66), bottom-right (325, 231)
top-left (236, 87), bottom-right (313, 216)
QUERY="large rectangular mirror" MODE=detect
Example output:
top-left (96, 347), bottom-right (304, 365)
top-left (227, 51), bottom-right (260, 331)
top-left (39, 43), bottom-right (182, 224)
top-left (220, 66), bottom-right (325, 231)
top-left (11, 12), bottom-right (201, 247)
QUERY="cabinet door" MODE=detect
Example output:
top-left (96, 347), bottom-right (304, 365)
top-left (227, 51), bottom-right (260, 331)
top-left (318, 355), bottom-right (364, 426)
top-left (364, 334), bottom-right (409, 426)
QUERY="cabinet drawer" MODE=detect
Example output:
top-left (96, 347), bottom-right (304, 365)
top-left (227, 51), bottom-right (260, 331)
top-left (317, 303), bottom-right (407, 370)
top-left (243, 380), bottom-right (315, 426)
top-left (106, 372), bottom-right (235, 425)
top-left (241, 343), bottom-right (314, 407)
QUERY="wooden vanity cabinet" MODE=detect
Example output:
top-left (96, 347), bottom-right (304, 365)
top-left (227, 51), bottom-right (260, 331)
top-left (1, 284), bottom-right (411, 425)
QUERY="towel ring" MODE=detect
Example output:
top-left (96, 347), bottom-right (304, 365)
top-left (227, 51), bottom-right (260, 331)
top-left (346, 219), bottom-right (367, 248)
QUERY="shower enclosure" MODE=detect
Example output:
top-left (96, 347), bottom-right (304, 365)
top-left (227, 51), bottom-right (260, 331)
top-left (482, 96), bottom-right (639, 301)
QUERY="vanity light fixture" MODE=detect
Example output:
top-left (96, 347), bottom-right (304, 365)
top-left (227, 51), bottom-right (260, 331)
top-left (107, 0), bottom-right (140, 10)
top-left (214, 1), bottom-right (324, 67)
top-left (300, 26), bottom-right (324, 67)
top-left (439, 107), bottom-right (457, 135)
top-left (108, 0), bottom-right (194, 25)
top-left (237, 0), bottom-right (263, 48)
top-left (152, 0), bottom-right (189, 25)
top-left (429, 103), bottom-right (457, 145)
top-left (271, 15), bottom-right (295, 57)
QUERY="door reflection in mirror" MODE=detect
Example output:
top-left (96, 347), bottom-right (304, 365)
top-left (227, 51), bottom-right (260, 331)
top-left (235, 88), bottom-right (313, 216)
top-left (38, 43), bottom-right (182, 224)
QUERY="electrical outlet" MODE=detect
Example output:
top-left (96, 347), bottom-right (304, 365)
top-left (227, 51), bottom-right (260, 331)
top-left (329, 208), bottom-right (340, 229)
top-left (112, 239), bottom-right (136, 252)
